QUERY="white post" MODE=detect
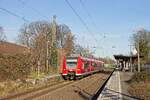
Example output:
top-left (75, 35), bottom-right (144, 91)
top-left (46, 41), bottom-right (49, 72)
top-left (38, 61), bottom-right (40, 77)
top-left (137, 39), bottom-right (140, 72)
top-left (130, 45), bottom-right (133, 72)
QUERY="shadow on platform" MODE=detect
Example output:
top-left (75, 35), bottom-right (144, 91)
top-left (102, 88), bottom-right (143, 100)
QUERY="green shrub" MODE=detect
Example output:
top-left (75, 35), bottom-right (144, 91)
top-left (129, 71), bottom-right (150, 100)
top-left (131, 71), bottom-right (150, 82)
top-left (29, 72), bottom-right (46, 79)
top-left (0, 53), bottom-right (31, 81)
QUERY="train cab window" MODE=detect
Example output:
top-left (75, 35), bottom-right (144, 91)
top-left (67, 62), bottom-right (77, 68)
top-left (66, 59), bottom-right (77, 68)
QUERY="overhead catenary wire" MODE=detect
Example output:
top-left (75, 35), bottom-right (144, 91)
top-left (64, 0), bottom-right (92, 34)
top-left (17, 0), bottom-right (49, 20)
top-left (79, 0), bottom-right (99, 48)
top-left (0, 7), bottom-right (29, 22)
top-left (80, 0), bottom-right (108, 55)
top-left (80, 0), bottom-right (105, 43)
top-left (79, 0), bottom-right (97, 28)
top-left (64, 0), bottom-right (98, 50)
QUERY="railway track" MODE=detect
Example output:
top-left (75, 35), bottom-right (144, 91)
top-left (91, 69), bottom-right (115, 100)
top-left (0, 80), bottom-right (74, 100)
top-left (24, 81), bottom-right (74, 100)
top-left (0, 70), bottom-right (113, 100)
top-left (34, 70), bottom-right (113, 100)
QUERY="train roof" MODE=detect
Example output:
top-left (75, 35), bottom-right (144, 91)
top-left (80, 56), bottom-right (104, 63)
top-left (66, 54), bottom-right (104, 63)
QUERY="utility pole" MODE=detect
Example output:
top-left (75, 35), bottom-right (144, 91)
top-left (129, 45), bottom-right (133, 72)
top-left (46, 40), bottom-right (49, 73)
top-left (51, 15), bottom-right (58, 71)
top-left (137, 39), bottom-right (140, 72)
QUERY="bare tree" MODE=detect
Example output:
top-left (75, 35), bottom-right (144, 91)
top-left (56, 24), bottom-right (71, 48)
top-left (18, 19), bottom-right (76, 73)
top-left (18, 21), bottom-right (51, 47)
top-left (64, 32), bottom-right (74, 55)
top-left (73, 44), bottom-right (94, 57)
top-left (18, 21), bottom-right (51, 73)
top-left (34, 33), bottom-right (47, 72)
top-left (18, 24), bottom-right (32, 46)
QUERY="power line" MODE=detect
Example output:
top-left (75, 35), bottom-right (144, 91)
top-left (79, 0), bottom-right (99, 46)
top-left (79, 0), bottom-right (97, 28)
top-left (0, 7), bottom-right (29, 22)
top-left (64, 0), bottom-right (92, 34)
top-left (64, 0), bottom-right (99, 53)
top-left (18, 0), bottom-right (49, 19)
top-left (17, 0), bottom-right (49, 20)
top-left (80, 0), bottom-right (108, 54)
top-left (80, 0), bottom-right (102, 43)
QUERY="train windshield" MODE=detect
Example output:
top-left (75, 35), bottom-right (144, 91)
top-left (66, 59), bottom-right (77, 68)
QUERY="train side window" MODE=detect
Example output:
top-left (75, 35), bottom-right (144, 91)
top-left (84, 62), bottom-right (89, 68)
top-left (94, 63), bottom-right (97, 67)
top-left (82, 63), bottom-right (84, 69)
top-left (91, 62), bottom-right (95, 66)
top-left (96, 63), bottom-right (99, 67)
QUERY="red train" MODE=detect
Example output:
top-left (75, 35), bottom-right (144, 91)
top-left (62, 54), bottom-right (104, 80)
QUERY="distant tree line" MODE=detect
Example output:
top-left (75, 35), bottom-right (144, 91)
top-left (0, 16), bottom-right (96, 81)
top-left (17, 16), bottom-right (75, 74)
top-left (0, 16), bottom-right (117, 81)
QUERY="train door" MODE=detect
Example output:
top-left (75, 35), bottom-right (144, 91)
top-left (91, 61), bottom-right (95, 71)
top-left (84, 60), bottom-right (90, 72)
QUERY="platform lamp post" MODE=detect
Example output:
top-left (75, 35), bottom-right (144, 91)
top-left (129, 44), bottom-right (133, 72)
top-left (129, 43), bottom-right (141, 73)
top-left (112, 46), bottom-right (117, 63)
top-left (112, 46), bottom-right (116, 56)
top-left (137, 39), bottom-right (140, 72)
top-left (130, 46), bottom-right (133, 72)
top-left (92, 46), bottom-right (96, 54)
top-left (112, 46), bottom-right (117, 68)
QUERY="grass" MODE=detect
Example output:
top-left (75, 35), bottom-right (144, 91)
top-left (128, 71), bottom-right (150, 100)
top-left (28, 72), bottom-right (46, 79)
top-left (0, 73), bottom-right (63, 97)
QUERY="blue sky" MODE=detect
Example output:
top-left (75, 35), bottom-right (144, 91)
top-left (0, 0), bottom-right (150, 58)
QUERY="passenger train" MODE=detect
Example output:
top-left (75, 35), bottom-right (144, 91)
top-left (62, 54), bottom-right (104, 80)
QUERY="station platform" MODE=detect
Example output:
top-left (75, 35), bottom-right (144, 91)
top-left (97, 71), bottom-right (139, 100)
top-left (97, 71), bottom-right (122, 100)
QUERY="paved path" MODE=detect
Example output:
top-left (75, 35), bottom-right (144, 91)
top-left (98, 71), bottom-right (122, 100)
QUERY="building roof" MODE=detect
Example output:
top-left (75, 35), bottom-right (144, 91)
top-left (0, 41), bottom-right (30, 55)
top-left (114, 54), bottom-right (143, 61)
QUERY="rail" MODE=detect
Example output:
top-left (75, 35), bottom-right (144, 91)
top-left (90, 69), bottom-right (115, 100)
top-left (91, 69), bottom-right (143, 100)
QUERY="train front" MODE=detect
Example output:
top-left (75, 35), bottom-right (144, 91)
top-left (62, 56), bottom-right (79, 80)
